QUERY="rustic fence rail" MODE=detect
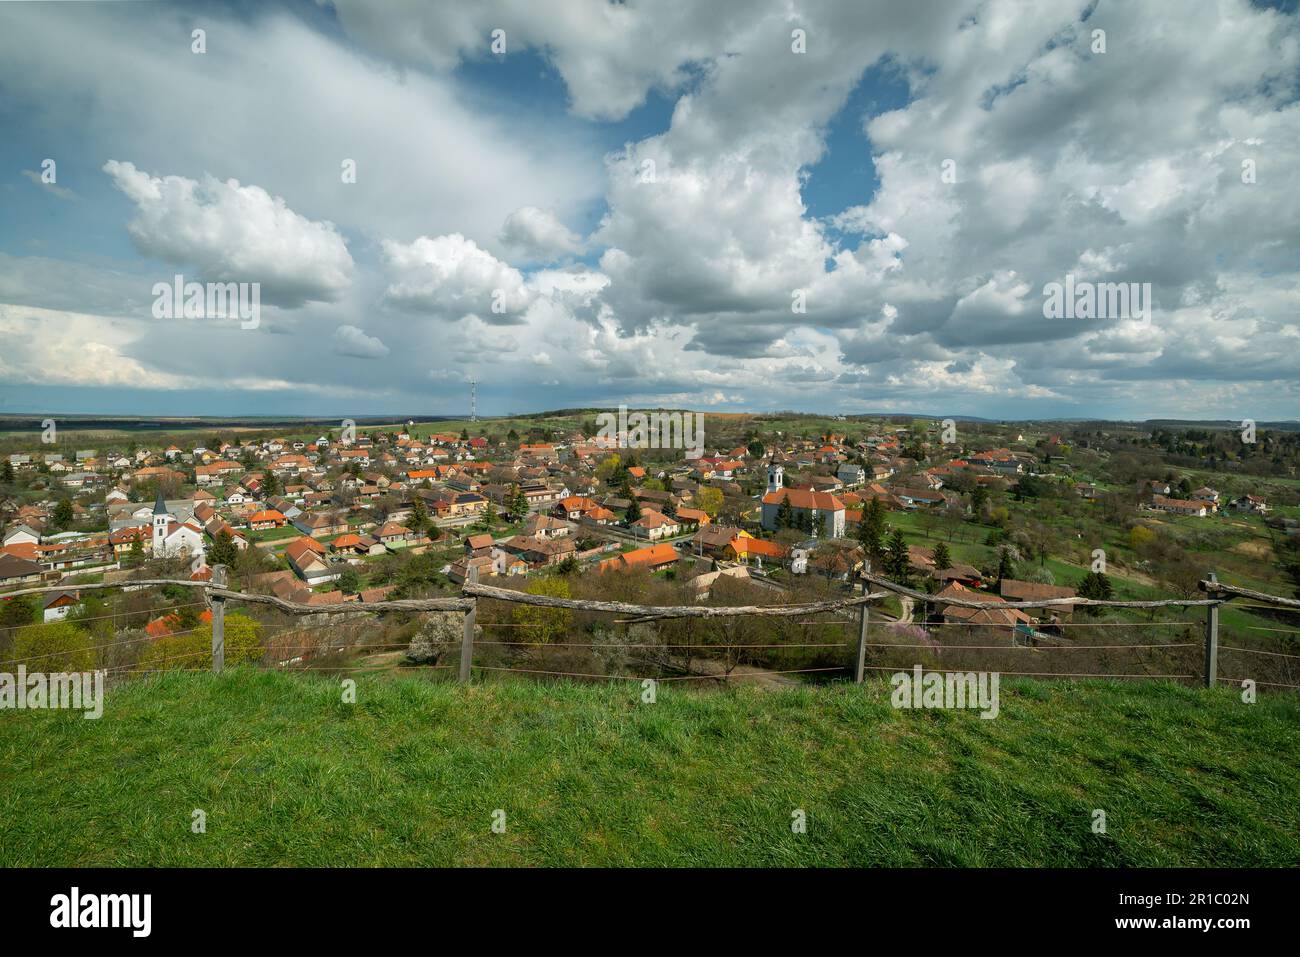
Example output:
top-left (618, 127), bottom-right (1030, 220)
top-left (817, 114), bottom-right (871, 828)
top-left (2, 565), bottom-right (1297, 691)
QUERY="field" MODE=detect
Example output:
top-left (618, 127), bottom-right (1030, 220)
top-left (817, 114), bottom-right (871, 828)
top-left (1, 669), bottom-right (1296, 867)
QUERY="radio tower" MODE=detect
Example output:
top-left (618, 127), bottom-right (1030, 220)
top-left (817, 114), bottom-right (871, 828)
top-left (470, 379), bottom-right (477, 423)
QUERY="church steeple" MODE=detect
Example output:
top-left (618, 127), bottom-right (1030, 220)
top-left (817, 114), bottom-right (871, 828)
top-left (153, 488), bottom-right (169, 516)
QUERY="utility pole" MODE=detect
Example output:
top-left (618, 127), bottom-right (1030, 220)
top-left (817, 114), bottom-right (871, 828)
top-left (470, 379), bottom-right (477, 423)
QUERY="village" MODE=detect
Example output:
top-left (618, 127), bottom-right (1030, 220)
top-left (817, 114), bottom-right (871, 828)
top-left (1, 415), bottom-right (1294, 649)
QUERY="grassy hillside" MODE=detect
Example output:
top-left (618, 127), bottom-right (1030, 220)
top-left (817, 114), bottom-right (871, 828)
top-left (1, 670), bottom-right (1296, 867)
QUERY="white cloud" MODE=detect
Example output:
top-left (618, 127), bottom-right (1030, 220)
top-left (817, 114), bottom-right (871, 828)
top-left (381, 233), bottom-right (531, 321)
top-left (333, 324), bottom-right (390, 359)
top-left (103, 160), bottom-right (353, 308)
top-left (500, 206), bottom-right (584, 260)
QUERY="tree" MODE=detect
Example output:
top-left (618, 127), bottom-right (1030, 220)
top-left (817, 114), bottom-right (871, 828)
top-left (126, 535), bottom-right (145, 567)
top-left (262, 470), bottom-right (281, 498)
top-left (479, 502), bottom-right (498, 529)
top-left (337, 567), bottom-right (361, 594)
top-left (933, 540), bottom-right (952, 570)
top-left (775, 496), bottom-right (794, 531)
top-left (857, 497), bottom-right (887, 568)
top-left (0, 459), bottom-right (13, 484)
top-left (460, 428), bottom-right (469, 442)
top-left (507, 428), bottom-right (519, 443)
top-left (996, 546), bottom-right (1016, 590)
top-left (556, 555), bottom-right (579, 576)
top-left (694, 486), bottom-right (723, 519)
top-left (409, 497), bottom-right (429, 536)
top-left (52, 498), bottom-right (75, 529)
top-left (138, 613), bottom-right (263, 670)
top-left (7, 621), bottom-right (93, 672)
top-left (512, 578), bottom-right (573, 645)
top-left (970, 485), bottom-right (989, 515)
top-left (625, 498), bottom-right (642, 523)
top-left (747, 440), bottom-right (765, 459)
top-left (1077, 570), bottom-right (1114, 617)
top-left (882, 529), bottom-right (911, 586)
top-left (208, 529), bottom-right (239, 569)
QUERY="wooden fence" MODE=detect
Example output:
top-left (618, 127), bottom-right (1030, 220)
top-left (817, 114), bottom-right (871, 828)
top-left (2, 565), bottom-right (1298, 690)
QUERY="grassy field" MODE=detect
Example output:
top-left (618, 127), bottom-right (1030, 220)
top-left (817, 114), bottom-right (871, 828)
top-left (1, 669), bottom-right (1296, 866)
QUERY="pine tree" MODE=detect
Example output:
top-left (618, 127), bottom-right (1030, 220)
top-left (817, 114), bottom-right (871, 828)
top-left (883, 529), bottom-right (911, 586)
top-left (775, 497), bottom-right (794, 530)
top-left (857, 497), bottom-right (886, 564)
top-left (0, 459), bottom-right (13, 484)
top-left (209, 529), bottom-right (239, 569)
top-left (625, 498), bottom-right (642, 523)
top-left (933, 540), bottom-right (952, 570)
top-left (996, 546), bottom-right (1015, 591)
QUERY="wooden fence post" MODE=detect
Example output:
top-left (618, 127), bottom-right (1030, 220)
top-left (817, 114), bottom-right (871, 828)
top-left (459, 565), bottom-right (478, 683)
top-left (210, 564), bottom-right (228, 675)
top-left (855, 600), bottom-right (869, 684)
top-left (1204, 570), bottom-right (1219, 688)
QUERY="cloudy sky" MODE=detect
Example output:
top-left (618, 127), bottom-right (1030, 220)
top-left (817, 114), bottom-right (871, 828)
top-left (1, 0), bottom-right (1298, 421)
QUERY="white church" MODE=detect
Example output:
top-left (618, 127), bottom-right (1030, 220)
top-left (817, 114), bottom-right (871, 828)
top-left (152, 490), bottom-right (206, 561)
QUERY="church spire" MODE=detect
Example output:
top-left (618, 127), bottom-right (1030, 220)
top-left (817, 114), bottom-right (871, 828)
top-left (153, 488), bottom-right (169, 516)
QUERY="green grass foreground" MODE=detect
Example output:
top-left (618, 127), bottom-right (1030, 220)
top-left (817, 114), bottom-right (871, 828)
top-left (1, 669), bottom-right (1297, 866)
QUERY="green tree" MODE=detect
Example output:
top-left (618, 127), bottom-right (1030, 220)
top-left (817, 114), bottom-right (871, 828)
top-left (996, 546), bottom-right (1016, 590)
top-left (857, 497), bottom-right (886, 565)
top-left (8, 621), bottom-right (93, 672)
top-left (882, 529), bottom-right (911, 586)
top-left (775, 496), bottom-right (794, 530)
top-left (208, 528), bottom-right (239, 569)
top-left (1077, 570), bottom-right (1114, 617)
top-left (409, 496), bottom-right (429, 536)
top-left (0, 459), bottom-right (13, 484)
top-left (694, 486), bottom-right (723, 519)
top-left (512, 578), bottom-right (573, 645)
top-left (933, 540), bottom-right (952, 570)
top-left (138, 613), bottom-right (264, 670)
top-left (625, 498), bottom-right (642, 523)
top-left (337, 567), bottom-right (360, 594)
top-left (126, 535), bottom-right (145, 567)
top-left (53, 498), bottom-right (75, 529)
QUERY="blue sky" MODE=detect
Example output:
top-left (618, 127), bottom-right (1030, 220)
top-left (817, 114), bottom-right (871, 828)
top-left (1, 0), bottom-right (1298, 422)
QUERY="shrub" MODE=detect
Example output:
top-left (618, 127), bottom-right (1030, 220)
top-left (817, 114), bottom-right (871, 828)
top-left (7, 621), bottom-right (93, 672)
top-left (137, 613), bottom-right (264, 671)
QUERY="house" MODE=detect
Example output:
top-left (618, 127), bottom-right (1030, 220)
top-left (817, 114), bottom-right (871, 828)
top-left (1193, 487), bottom-right (1220, 505)
top-left (630, 509), bottom-right (682, 541)
top-left (935, 581), bottom-right (1032, 632)
top-left (42, 591), bottom-right (84, 623)
top-left (836, 463), bottom-right (866, 487)
top-left (1151, 495), bottom-right (1208, 518)
top-left (496, 534), bottom-right (576, 568)
top-left (553, 496), bottom-right (600, 521)
top-left (892, 487), bottom-right (945, 508)
top-left (598, 542), bottom-right (679, 573)
top-left (285, 537), bottom-right (340, 586)
top-left (688, 565), bottom-right (752, 600)
top-left (448, 555), bottom-right (496, 584)
top-left (725, 537), bottom-right (788, 567)
top-left (1232, 494), bottom-right (1269, 515)
top-left (673, 507), bottom-right (709, 528)
top-left (691, 524), bottom-right (749, 558)
top-left (998, 579), bottom-right (1079, 622)
top-left (3, 524), bottom-right (41, 547)
top-left (0, 553), bottom-right (44, 586)
top-left (376, 522), bottom-right (415, 546)
top-left (292, 511), bottom-right (350, 538)
top-left (247, 509), bottom-right (288, 530)
top-left (520, 514), bottom-right (570, 539)
top-left (464, 533), bottom-right (495, 558)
